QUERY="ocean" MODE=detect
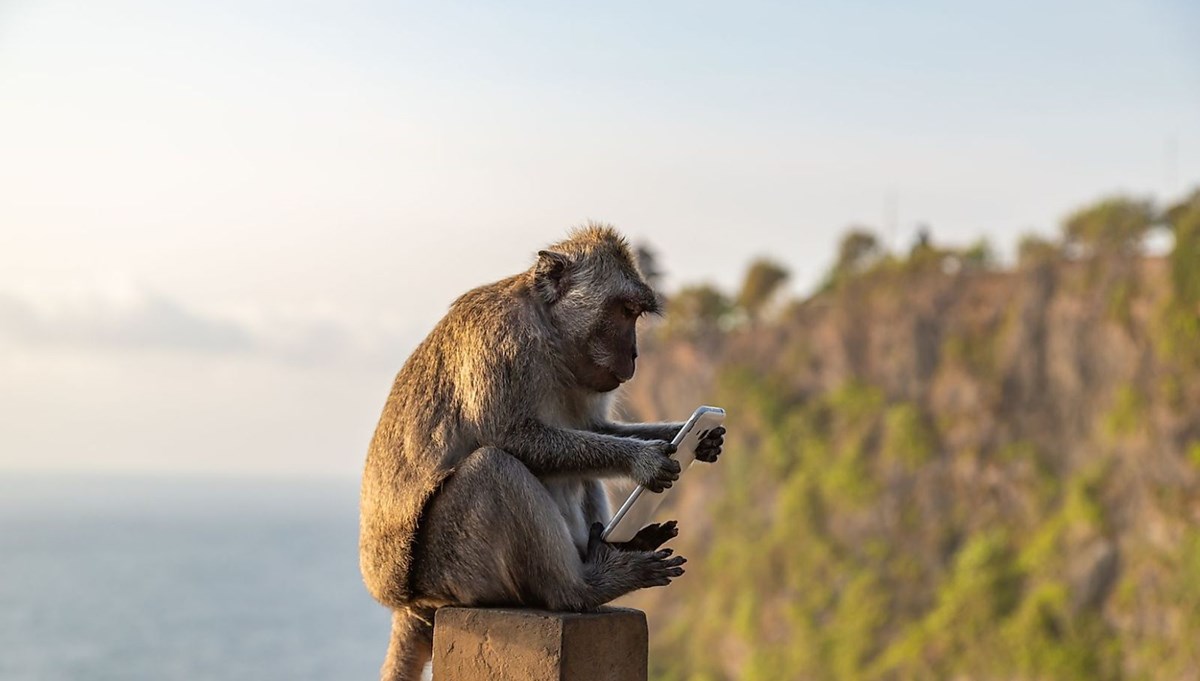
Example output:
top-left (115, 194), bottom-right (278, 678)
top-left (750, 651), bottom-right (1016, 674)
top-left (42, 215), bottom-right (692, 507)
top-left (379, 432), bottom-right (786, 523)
top-left (0, 473), bottom-right (392, 681)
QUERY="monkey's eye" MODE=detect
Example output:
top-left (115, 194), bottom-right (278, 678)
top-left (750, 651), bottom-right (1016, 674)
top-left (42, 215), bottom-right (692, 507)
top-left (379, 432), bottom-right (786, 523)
top-left (623, 303), bottom-right (641, 319)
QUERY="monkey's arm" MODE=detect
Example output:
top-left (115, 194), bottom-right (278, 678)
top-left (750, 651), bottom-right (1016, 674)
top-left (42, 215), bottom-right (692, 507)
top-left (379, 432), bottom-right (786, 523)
top-left (594, 421), bottom-right (685, 443)
top-left (596, 422), bottom-right (726, 464)
top-left (487, 419), bottom-right (682, 492)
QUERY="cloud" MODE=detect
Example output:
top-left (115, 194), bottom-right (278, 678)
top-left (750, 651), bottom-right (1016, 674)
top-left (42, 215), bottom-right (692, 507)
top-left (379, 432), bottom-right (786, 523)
top-left (0, 290), bottom-right (254, 354)
top-left (0, 281), bottom-right (416, 369)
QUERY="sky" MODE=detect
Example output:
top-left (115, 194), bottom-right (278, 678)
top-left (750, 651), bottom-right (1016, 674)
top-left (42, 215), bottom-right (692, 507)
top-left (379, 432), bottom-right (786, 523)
top-left (1, 0), bottom-right (1198, 477)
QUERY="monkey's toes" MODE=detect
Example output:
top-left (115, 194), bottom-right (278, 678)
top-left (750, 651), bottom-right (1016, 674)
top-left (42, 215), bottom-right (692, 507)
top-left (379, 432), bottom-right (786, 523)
top-left (638, 521), bottom-right (678, 546)
top-left (654, 548), bottom-right (687, 565)
top-left (638, 549), bottom-right (689, 588)
top-left (659, 554), bottom-right (686, 568)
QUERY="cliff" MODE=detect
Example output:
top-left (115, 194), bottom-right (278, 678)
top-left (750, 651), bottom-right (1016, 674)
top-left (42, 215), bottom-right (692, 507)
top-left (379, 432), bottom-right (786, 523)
top-left (613, 193), bottom-right (1200, 680)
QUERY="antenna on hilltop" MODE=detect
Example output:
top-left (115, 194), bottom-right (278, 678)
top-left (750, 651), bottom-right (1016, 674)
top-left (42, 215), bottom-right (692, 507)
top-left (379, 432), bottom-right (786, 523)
top-left (1165, 134), bottom-right (1178, 197)
top-left (884, 188), bottom-right (898, 252)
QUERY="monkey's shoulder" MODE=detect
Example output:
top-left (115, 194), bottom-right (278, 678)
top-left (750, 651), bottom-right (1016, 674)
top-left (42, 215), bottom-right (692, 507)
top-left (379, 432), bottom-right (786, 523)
top-left (441, 276), bottom-right (553, 350)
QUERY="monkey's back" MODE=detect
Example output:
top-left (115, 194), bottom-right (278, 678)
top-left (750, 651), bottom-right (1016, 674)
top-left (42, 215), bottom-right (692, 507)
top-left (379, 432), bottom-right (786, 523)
top-left (358, 275), bottom-right (548, 608)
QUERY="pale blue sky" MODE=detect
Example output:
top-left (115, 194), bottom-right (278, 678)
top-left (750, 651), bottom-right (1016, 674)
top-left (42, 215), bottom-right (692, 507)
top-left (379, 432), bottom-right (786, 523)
top-left (1, 0), bottom-right (1197, 476)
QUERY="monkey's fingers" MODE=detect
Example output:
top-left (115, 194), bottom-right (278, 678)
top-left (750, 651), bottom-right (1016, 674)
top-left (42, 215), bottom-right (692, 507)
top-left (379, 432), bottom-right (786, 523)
top-left (653, 548), bottom-right (687, 562)
top-left (626, 520), bottom-right (678, 551)
top-left (695, 429), bottom-right (725, 462)
top-left (640, 549), bottom-right (688, 586)
top-left (656, 553), bottom-right (687, 579)
top-left (647, 459), bottom-right (680, 492)
top-left (695, 444), bottom-right (723, 463)
top-left (654, 520), bottom-right (680, 544)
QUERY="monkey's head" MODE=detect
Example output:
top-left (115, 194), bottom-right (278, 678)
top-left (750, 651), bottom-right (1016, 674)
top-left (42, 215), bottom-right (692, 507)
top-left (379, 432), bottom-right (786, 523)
top-left (532, 224), bottom-right (662, 393)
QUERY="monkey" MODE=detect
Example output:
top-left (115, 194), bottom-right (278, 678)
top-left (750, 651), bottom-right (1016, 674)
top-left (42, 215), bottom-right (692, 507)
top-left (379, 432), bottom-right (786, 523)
top-left (359, 224), bottom-right (726, 681)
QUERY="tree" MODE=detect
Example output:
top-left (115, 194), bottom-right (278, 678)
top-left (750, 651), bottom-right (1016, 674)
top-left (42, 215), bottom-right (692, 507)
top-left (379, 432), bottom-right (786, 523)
top-left (665, 284), bottom-right (732, 340)
top-left (634, 243), bottom-right (663, 291)
top-left (962, 238), bottom-right (995, 269)
top-left (1062, 196), bottom-right (1154, 257)
top-left (1161, 189), bottom-right (1200, 371)
top-left (1167, 191), bottom-right (1200, 308)
top-left (737, 259), bottom-right (790, 323)
top-left (837, 229), bottom-right (883, 275)
top-left (1017, 234), bottom-right (1060, 267)
top-left (1162, 188), bottom-right (1200, 227)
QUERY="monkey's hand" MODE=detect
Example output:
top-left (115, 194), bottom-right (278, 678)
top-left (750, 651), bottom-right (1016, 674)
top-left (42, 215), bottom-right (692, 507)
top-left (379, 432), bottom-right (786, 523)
top-left (694, 426), bottom-right (725, 463)
top-left (588, 523), bottom-right (686, 588)
top-left (613, 520), bottom-right (678, 552)
top-left (630, 440), bottom-right (681, 493)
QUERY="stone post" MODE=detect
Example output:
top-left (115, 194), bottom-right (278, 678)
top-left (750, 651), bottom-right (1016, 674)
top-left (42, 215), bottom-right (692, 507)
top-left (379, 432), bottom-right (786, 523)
top-left (432, 607), bottom-right (648, 681)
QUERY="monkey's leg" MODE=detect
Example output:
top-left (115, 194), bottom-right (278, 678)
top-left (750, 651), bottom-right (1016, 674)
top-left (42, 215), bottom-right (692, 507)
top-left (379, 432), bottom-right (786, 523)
top-left (410, 447), bottom-right (684, 612)
top-left (380, 607), bottom-right (433, 681)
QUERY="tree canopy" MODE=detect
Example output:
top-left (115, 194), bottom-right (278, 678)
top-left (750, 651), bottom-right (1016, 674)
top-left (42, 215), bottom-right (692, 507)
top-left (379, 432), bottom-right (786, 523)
top-left (737, 258), bottom-right (790, 322)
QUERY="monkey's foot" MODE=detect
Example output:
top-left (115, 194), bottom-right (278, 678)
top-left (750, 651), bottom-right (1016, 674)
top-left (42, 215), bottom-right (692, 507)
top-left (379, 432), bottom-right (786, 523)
top-left (613, 520), bottom-right (678, 552)
top-left (630, 548), bottom-right (686, 588)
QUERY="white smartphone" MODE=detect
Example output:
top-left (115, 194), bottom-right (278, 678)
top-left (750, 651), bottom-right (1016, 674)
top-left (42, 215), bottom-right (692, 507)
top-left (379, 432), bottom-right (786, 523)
top-left (602, 405), bottom-right (726, 543)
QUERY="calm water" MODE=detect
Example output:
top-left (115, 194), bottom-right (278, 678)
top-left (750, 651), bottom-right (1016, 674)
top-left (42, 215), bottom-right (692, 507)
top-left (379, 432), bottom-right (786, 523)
top-left (0, 474), bottom-right (392, 681)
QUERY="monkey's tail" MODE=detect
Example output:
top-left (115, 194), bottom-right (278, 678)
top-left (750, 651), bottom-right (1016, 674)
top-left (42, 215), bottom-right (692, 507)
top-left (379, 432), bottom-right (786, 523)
top-left (380, 606), bottom-right (435, 681)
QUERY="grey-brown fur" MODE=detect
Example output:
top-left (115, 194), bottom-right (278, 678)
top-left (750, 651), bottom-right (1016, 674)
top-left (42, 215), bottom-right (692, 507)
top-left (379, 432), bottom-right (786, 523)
top-left (359, 225), bottom-right (724, 681)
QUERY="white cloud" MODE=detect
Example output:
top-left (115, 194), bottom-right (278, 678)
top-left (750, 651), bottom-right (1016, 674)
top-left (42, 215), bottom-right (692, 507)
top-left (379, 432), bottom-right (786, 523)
top-left (0, 280), bottom-right (418, 370)
top-left (0, 279), bottom-right (419, 476)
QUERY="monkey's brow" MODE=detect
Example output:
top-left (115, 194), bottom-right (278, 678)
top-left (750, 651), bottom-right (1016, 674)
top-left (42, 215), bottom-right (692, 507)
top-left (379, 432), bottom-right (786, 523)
top-left (627, 287), bottom-right (661, 314)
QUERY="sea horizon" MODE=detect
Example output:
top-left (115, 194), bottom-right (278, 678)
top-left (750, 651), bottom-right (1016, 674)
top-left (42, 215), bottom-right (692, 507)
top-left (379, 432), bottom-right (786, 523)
top-left (0, 470), bottom-right (391, 681)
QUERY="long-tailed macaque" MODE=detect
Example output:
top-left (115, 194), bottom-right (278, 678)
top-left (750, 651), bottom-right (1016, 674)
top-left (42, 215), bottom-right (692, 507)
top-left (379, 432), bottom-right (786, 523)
top-left (360, 225), bottom-right (725, 680)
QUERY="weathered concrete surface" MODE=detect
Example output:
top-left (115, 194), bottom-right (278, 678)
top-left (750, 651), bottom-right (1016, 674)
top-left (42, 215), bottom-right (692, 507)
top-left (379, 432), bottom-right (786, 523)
top-left (432, 607), bottom-right (648, 681)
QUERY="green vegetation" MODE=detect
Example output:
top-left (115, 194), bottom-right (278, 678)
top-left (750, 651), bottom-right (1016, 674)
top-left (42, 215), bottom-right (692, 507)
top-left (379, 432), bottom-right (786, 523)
top-left (1159, 191), bottom-right (1200, 372)
top-left (736, 258), bottom-right (790, 323)
top-left (831, 229), bottom-right (883, 282)
top-left (1104, 384), bottom-right (1145, 439)
top-left (1062, 196), bottom-right (1154, 257)
top-left (665, 283), bottom-right (734, 341)
top-left (637, 188), bottom-right (1200, 681)
top-left (1017, 233), bottom-right (1060, 266)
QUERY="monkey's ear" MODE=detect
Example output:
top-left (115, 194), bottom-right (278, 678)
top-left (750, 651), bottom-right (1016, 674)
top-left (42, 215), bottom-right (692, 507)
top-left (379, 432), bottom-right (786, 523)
top-left (534, 249), bottom-right (573, 303)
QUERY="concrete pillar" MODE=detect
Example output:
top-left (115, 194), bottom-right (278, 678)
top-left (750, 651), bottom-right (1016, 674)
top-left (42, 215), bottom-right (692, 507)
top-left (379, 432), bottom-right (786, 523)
top-left (432, 607), bottom-right (648, 681)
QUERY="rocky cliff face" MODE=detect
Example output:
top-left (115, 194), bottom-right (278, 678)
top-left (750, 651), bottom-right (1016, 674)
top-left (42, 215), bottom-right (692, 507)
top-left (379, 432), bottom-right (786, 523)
top-left (613, 244), bottom-right (1200, 680)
